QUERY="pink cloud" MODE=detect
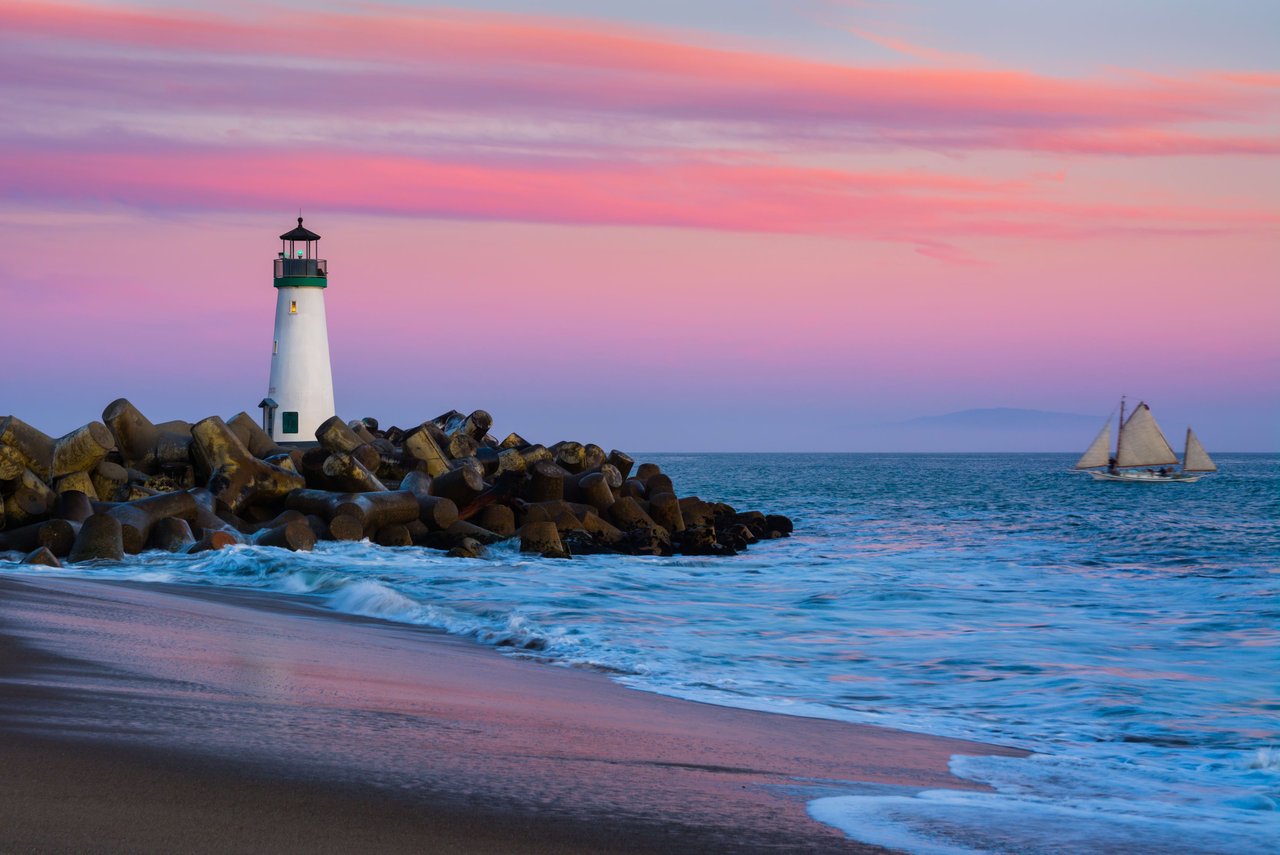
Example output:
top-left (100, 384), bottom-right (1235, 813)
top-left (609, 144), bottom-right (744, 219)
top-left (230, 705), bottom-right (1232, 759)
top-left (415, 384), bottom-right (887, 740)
top-left (0, 1), bottom-right (1272, 136)
top-left (2, 143), bottom-right (1273, 256)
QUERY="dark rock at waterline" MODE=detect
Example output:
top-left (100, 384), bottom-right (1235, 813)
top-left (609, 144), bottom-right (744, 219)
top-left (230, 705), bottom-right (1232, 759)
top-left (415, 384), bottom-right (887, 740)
top-left (519, 521), bottom-right (569, 560)
top-left (446, 537), bottom-right (485, 559)
top-left (22, 546), bottom-right (61, 568)
top-left (188, 530), bottom-right (238, 554)
top-left (68, 514), bottom-right (124, 563)
top-left (765, 514), bottom-right (794, 536)
top-left (149, 517), bottom-right (195, 553)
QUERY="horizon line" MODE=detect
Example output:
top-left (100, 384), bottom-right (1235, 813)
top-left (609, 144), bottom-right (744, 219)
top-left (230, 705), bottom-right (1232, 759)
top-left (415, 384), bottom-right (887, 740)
top-left (631, 449), bottom-right (1277, 456)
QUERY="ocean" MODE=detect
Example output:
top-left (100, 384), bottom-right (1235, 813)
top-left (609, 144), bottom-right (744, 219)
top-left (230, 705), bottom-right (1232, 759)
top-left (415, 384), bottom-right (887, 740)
top-left (10, 453), bottom-right (1278, 854)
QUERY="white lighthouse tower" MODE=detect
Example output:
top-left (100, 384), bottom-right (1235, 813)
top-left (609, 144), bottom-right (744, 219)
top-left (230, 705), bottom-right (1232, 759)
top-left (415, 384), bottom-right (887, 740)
top-left (259, 217), bottom-right (335, 442)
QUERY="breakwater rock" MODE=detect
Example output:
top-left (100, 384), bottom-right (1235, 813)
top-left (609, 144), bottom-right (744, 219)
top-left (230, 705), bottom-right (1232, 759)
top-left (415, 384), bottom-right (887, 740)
top-left (0, 403), bottom-right (792, 564)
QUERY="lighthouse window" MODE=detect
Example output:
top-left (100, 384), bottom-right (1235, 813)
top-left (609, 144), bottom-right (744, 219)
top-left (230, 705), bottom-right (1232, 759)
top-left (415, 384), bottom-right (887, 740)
top-left (282, 411), bottom-right (299, 434)
top-left (272, 340), bottom-right (278, 355)
top-left (290, 300), bottom-right (297, 314)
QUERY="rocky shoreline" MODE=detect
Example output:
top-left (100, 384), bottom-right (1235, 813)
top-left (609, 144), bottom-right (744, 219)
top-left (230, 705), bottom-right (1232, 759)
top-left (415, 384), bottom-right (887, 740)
top-left (0, 403), bottom-right (792, 566)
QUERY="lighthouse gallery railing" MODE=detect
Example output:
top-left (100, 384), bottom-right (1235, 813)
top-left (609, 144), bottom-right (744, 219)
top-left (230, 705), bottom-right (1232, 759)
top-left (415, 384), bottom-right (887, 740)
top-left (274, 258), bottom-right (327, 278)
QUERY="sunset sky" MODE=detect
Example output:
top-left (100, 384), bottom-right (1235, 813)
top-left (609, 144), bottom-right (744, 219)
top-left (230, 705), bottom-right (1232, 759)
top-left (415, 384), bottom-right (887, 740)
top-left (2, 0), bottom-right (1276, 450)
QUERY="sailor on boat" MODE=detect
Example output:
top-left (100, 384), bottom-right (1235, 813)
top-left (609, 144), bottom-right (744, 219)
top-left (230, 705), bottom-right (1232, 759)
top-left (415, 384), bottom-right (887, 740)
top-left (1075, 397), bottom-right (1217, 483)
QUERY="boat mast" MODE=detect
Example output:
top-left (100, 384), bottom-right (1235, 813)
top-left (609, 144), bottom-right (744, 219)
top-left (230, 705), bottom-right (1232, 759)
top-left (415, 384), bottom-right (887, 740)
top-left (1115, 395), bottom-right (1126, 463)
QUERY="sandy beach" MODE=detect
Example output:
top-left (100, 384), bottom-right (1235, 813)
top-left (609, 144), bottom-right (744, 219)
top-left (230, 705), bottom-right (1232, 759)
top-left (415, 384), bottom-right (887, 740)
top-left (0, 574), bottom-right (1022, 853)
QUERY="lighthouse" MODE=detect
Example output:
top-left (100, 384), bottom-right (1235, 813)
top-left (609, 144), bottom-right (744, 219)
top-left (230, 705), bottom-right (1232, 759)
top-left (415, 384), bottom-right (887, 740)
top-left (259, 217), bottom-right (335, 442)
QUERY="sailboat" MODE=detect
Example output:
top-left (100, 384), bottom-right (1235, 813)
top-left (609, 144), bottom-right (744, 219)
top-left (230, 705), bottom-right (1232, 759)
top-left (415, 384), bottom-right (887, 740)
top-left (1075, 398), bottom-right (1217, 482)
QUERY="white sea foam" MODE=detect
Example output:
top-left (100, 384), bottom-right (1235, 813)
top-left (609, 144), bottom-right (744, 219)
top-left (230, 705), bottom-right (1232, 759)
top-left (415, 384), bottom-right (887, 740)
top-left (809, 750), bottom-right (1280, 854)
top-left (327, 579), bottom-right (424, 622)
top-left (1248, 746), bottom-right (1280, 771)
top-left (809, 785), bottom-right (1278, 854)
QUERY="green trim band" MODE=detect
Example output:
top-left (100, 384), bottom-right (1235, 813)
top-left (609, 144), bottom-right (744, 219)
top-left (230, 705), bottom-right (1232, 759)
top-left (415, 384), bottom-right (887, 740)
top-left (273, 277), bottom-right (328, 289)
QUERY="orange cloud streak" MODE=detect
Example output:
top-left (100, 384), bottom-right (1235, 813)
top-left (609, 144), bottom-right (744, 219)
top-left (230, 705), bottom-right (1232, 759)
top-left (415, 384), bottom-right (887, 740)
top-left (847, 27), bottom-right (988, 67)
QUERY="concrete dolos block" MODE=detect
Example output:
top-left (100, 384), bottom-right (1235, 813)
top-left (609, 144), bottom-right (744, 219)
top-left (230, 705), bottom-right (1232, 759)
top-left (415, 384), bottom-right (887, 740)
top-left (69, 514), bottom-right (124, 563)
top-left (0, 416), bottom-right (55, 480)
top-left (102, 399), bottom-right (191, 474)
top-left (51, 422), bottom-right (114, 479)
top-left (191, 416), bottom-right (305, 513)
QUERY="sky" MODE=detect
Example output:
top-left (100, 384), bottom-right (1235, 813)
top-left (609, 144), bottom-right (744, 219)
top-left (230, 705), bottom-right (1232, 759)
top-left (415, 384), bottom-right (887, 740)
top-left (1, 0), bottom-right (1277, 451)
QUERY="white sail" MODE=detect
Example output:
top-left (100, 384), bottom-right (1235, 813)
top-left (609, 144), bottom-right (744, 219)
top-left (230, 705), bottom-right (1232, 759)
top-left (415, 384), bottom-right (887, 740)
top-left (1183, 428), bottom-right (1217, 472)
top-left (1116, 403), bottom-right (1178, 467)
top-left (1075, 418), bottom-right (1113, 469)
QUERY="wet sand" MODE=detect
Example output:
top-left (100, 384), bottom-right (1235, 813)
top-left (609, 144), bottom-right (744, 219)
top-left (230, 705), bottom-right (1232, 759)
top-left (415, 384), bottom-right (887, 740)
top-left (0, 574), bottom-right (1024, 853)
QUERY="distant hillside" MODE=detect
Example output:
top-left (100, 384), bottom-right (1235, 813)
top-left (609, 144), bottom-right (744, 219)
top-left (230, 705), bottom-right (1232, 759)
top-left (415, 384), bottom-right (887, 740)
top-left (897, 407), bottom-right (1100, 431)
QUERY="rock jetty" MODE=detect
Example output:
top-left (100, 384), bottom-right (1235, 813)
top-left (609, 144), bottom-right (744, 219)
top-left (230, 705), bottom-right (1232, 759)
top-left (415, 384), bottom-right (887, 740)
top-left (0, 402), bottom-right (793, 566)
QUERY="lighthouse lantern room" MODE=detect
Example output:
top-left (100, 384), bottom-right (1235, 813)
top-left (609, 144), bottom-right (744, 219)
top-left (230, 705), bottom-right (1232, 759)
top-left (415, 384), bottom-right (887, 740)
top-left (261, 217), bottom-right (335, 442)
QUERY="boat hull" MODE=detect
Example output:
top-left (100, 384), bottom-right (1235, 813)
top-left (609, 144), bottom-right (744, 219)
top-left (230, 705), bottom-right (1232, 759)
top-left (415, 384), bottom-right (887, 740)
top-left (1089, 471), bottom-right (1201, 483)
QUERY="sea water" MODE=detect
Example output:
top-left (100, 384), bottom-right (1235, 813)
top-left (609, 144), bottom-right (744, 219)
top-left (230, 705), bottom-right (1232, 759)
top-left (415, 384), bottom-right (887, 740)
top-left (9, 453), bottom-right (1278, 853)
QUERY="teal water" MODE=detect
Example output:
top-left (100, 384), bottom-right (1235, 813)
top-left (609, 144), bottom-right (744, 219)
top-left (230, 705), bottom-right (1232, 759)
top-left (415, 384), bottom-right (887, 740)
top-left (10, 453), bottom-right (1279, 853)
